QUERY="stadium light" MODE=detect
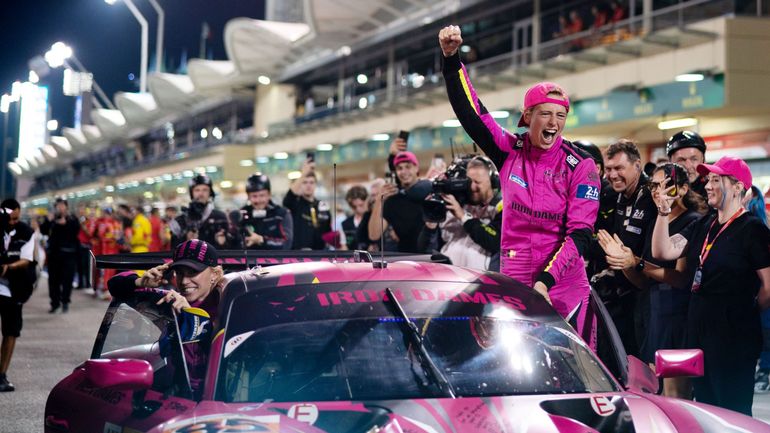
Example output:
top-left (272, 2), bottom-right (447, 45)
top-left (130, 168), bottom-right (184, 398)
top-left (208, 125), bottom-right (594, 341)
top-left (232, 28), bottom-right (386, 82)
top-left (657, 118), bottom-right (698, 130)
top-left (105, 0), bottom-right (148, 93)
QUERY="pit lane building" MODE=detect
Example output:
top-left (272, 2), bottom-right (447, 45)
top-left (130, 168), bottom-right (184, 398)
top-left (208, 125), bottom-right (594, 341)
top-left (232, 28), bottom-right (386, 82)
top-left (14, 0), bottom-right (770, 210)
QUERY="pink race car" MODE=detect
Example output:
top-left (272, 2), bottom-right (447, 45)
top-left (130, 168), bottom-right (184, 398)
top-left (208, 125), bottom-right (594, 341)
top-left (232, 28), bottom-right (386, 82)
top-left (45, 252), bottom-right (770, 432)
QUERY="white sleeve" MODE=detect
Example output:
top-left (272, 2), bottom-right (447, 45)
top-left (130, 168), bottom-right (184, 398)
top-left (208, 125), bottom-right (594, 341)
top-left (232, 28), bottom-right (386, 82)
top-left (19, 237), bottom-right (35, 261)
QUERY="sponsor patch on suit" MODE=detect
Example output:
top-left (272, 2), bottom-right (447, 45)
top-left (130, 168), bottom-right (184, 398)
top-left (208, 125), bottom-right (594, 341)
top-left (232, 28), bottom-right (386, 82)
top-left (576, 184), bottom-right (599, 201)
top-left (509, 174), bottom-right (528, 188)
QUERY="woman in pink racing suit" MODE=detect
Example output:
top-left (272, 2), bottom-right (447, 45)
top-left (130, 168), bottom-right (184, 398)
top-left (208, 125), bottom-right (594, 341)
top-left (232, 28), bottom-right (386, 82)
top-left (439, 26), bottom-right (600, 348)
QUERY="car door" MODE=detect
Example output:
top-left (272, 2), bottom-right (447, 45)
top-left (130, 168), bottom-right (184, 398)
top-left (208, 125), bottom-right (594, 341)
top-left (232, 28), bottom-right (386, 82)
top-left (45, 292), bottom-right (197, 433)
top-left (589, 287), bottom-right (630, 383)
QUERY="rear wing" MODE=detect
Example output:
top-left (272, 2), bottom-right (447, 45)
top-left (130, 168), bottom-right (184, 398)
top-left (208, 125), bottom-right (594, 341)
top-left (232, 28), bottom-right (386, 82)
top-left (95, 250), bottom-right (442, 272)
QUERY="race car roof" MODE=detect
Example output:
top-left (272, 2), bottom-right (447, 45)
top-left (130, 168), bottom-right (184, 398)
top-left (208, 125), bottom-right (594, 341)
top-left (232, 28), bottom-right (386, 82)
top-left (217, 261), bottom-right (559, 328)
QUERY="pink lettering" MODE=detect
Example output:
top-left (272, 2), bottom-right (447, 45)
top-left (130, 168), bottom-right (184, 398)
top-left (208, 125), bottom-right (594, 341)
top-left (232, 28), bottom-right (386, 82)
top-left (382, 289), bottom-right (406, 302)
top-left (486, 293), bottom-right (501, 303)
top-left (456, 292), bottom-right (488, 304)
top-left (328, 291), bottom-right (357, 305)
top-left (412, 289), bottom-right (436, 301)
top-left (503, 296), bottom-right (527, 311)
top-left (317, 293), bottom-right (330, 307)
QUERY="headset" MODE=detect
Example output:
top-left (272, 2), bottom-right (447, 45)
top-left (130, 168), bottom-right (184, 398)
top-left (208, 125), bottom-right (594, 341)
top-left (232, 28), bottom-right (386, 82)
top-left (469, 155), bottom-right (501, 190)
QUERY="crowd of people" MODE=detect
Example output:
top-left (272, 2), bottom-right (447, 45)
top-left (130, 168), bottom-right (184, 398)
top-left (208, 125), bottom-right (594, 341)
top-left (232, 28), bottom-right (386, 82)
top-left (439, 24), bottom-right (770, 416)
top-left (0, 21), bottom-right (769, 423)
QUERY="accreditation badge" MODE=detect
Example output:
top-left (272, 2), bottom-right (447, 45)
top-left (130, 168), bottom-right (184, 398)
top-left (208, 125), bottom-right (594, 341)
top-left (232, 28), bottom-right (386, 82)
top-left (691, 267), bottom-right (702, 293)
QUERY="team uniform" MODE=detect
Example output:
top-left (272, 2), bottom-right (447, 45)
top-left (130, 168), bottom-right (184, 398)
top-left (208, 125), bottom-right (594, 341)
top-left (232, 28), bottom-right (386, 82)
top-left (442, 53), bottom-right (600, 347)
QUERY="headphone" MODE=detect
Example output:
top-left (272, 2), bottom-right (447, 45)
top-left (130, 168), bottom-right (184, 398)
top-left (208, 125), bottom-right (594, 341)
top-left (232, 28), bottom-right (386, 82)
top-left (469, 155), bottom-right (501, 190)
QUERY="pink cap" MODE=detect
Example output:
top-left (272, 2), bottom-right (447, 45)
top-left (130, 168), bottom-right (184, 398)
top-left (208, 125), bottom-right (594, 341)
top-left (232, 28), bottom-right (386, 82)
top-left (517, 82), bottom-right (571, 127)
top-left (696, 156), bottom-right (752, 190)
top-left (393, 151), bottom-right (419, 168)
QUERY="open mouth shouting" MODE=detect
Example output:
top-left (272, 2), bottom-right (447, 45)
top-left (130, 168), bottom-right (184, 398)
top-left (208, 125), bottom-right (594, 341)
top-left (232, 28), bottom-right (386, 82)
top-left (542, 129), bottom-right (558, 144)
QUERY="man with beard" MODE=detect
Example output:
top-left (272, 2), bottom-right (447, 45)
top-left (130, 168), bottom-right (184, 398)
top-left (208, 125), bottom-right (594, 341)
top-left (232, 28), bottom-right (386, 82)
top-left (417, 156), bottom-right (502, 271)
top-left (667, 130), bottom-right (708, 199)
top-left (170, 174), bottom-right (234, 249)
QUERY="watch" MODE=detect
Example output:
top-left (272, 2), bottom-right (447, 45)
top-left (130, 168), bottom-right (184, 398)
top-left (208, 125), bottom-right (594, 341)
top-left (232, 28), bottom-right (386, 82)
top-left (634, 259), bottom-right (645, 272)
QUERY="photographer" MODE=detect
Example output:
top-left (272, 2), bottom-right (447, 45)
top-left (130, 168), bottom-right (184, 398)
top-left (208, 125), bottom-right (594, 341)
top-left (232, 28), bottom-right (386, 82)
top-left (239, 173), bottom-right (292, 250)
top-left (170, 174), bottom-right (234, 249)
top-left (0, 199), bottom-right (36, 392)
top-left (418, 156), bottom-right (502, 271)
top-left (368, 146), bottom-right (432, 253)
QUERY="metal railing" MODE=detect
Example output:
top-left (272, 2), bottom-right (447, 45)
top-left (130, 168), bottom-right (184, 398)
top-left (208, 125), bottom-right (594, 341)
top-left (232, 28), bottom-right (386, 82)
top-left (270, 0), bottom-right (745, 132)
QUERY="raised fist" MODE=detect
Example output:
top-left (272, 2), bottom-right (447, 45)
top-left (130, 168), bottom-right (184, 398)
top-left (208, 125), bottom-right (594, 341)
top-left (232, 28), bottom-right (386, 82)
top-left (438, 25), bottom-right (463, 58)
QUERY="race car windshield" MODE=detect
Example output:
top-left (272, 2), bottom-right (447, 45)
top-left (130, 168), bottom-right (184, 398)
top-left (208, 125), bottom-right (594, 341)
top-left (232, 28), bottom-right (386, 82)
top-left (217, 317), bottom-right (616, 402)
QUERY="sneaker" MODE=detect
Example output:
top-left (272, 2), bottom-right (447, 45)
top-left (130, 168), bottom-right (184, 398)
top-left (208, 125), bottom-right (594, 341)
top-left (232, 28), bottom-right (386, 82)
top-left (755, 370), bottom-right (770, 393)
top-left (0, 374), bottom-right (15, 392)
top-left (62, 303), bottom-right (69, 313)
top-left (83, 288), bottom-right (95, 296)
top-left (48, 305), bottom-right (60, 314)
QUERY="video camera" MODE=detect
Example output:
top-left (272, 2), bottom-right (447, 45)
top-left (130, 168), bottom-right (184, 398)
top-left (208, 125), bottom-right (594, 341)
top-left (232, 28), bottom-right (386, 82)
top-left (181, 201), bottom-right (207, 233)
top-left (423, 155), bottom-right (475, 223)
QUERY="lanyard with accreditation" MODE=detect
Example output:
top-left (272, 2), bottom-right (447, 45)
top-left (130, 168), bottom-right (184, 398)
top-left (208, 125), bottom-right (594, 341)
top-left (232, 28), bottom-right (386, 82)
top-left (691, 208), bottom-right (744, 293)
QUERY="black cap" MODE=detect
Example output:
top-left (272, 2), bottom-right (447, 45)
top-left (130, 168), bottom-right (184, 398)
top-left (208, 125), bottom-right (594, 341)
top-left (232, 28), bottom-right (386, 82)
top-left (170, 239), bottom-right (219, 272)
top-left (246, 173), bottom-right (271, 193)
top-left (666, 131), bottom-right (706, 157)
top-left (188, 174), bottom-right (215, 200)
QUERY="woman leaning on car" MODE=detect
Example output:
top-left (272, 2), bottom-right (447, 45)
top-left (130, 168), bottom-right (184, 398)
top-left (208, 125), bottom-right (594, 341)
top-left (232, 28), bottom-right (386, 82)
top-left (651, 156), bottom-right (770, 416)
top-left (107, 239), bottom-right (224, 398)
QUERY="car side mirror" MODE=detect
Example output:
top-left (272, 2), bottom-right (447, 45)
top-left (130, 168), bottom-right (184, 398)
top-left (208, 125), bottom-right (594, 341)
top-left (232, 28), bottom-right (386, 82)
top-left (84, 359), bottom-right (153, 391)
top-left (625, 355), bottom-right (659, 394)
top-left (655, 349), bottom-right (704, 379)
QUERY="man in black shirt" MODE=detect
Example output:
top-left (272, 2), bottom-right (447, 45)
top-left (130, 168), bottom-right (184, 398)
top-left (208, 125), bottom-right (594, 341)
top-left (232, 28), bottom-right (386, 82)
top-left (41, 198), bottom-right (80, 313)
top-left (341, 185), bottom-right (368, 250)
top-left (0, 199), bottom-right (36, 392)
top-left (667, 130), bottom-right (708, 200)
top-left (368, 149), bottom-right (432, 253)
top-left (283, 161), bottom-right (331, 250)
top-left (573, 140), bottom-right (618, 280)
top-left (239, 173), bottom-right (292, 250)
top-left (170, 174), bottom-right (235, 249)
top-left (599, 139), bottom-right (657, 358)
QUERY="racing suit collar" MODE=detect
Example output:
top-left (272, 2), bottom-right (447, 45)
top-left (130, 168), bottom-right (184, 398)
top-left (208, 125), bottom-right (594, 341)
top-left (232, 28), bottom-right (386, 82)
top-left (524, 132), bottom-right (564, 157)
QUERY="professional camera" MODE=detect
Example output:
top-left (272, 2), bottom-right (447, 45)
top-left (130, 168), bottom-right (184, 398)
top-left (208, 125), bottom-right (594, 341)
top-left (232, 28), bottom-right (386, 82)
top-left (180, 201), bottom-right (207, 234)
top-left (423, 155), bottom-right (474, 223)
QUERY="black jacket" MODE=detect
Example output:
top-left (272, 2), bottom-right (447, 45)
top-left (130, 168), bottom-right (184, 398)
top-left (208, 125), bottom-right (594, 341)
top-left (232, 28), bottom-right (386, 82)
top-left (238, 202), bottom-right (293, 250)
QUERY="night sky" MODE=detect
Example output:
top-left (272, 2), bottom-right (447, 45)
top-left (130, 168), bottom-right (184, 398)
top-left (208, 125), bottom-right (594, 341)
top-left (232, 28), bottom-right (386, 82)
top-left (0, 0), bottom-right (265, 130)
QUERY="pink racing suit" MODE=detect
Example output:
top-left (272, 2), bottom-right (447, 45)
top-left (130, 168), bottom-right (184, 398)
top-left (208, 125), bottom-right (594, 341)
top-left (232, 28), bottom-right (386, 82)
top-left (443, 53), bottom-right (600, 348)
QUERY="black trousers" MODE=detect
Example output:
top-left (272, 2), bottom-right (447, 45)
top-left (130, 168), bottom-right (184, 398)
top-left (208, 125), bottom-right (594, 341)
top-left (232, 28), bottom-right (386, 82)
top-left (77, 244), bottom-right (92, 288)
top-left (48, 253), bottom-right (77, 307)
